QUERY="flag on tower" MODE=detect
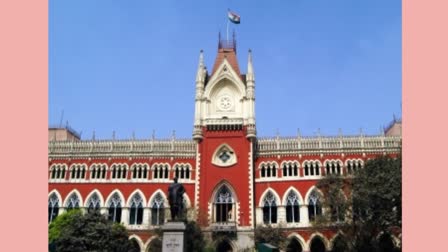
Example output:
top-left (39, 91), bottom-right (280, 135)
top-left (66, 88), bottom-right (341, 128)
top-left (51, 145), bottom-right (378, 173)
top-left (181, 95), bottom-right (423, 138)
top-left (228, 9), bottom-right (241, 24)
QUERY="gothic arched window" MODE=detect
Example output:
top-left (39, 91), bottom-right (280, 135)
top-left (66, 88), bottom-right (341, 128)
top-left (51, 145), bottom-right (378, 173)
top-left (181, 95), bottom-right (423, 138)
top-left (286, 191), bottom-right (300, 223)
top-left (108, 193), bottom-right (122, 223)
top-left (87, 193), bottom-right (101, 213)
top-left (48, 193), bottom-right (59, 223)
top-left (151, 193), bottom-right (165, 226)
top-left (214, 185), bottom-right (235, 223)
top-left (263, 191), bottom-right (277, 224)
top-left (129, 194), bottom-right (144, 225)
top-left (308, 190), bottom-right (322, 221)
top-left (65, 193), bottom-right (80, 211)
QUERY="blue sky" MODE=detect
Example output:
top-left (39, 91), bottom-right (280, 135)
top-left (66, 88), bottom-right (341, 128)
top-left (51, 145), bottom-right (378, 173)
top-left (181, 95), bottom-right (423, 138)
top-left (49, 0), bottom-right (401, 140)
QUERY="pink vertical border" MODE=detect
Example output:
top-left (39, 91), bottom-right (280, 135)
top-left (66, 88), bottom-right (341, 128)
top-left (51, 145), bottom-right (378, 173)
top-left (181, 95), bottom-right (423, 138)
top-left (404, 0), bottom-right (448, 251)
top-left (0, 0), bottom-right (48, 251)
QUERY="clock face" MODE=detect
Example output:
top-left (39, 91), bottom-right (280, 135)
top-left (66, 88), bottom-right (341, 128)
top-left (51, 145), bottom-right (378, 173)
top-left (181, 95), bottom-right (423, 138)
top-left (218, 95), bottom-right (233, 111)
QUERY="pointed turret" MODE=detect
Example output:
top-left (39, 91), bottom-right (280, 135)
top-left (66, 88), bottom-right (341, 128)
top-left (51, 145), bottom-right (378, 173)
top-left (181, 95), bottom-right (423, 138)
top-left (193, 50), bottom-right (206, 141)
top-left (246, 49), bottom-right (256, 139)
top-left (247, 49), bottom-right (255, 83)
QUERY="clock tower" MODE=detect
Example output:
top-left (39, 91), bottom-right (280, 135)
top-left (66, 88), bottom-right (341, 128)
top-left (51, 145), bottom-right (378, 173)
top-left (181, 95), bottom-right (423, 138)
top-left (193, 33), bottom-right (256, 247)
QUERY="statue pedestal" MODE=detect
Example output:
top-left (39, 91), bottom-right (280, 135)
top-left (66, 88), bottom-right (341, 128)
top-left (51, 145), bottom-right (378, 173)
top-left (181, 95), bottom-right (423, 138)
top-left (161, 221), bottom-right (186, 252)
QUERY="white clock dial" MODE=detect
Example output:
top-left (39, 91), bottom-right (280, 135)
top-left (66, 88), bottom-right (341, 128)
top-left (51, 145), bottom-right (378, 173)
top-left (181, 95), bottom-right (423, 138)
top-left (219, 95), bottom-right (233, 110)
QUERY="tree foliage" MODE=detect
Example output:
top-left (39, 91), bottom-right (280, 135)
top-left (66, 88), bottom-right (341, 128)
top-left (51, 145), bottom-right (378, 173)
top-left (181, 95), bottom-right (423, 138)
top-left (49, 210), bottom-right (133, 252)
top-left (184, 221), bottom-right (206, 252)
top-left (315, 155), bottom-right (402, 252)
top-left (254, 224), bottom-right (287, 249)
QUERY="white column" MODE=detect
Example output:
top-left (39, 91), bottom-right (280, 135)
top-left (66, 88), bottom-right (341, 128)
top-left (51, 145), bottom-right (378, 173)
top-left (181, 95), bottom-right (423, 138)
top-left (143, 207), bottom-right (150, 227)
top-left (121, 207), bottom-right (129, 226)
top-left (300, 205), bottom-right (310, 226)
top-left (277, 206), bottom-right (286, 224)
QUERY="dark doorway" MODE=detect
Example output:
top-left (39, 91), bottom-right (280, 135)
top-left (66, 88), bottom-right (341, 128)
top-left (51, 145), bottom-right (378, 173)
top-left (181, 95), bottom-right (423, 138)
top-left (310, 237), bottom-right (326, 252)
top-left (378, 233), bottom-right (397, 252)
top-left (286, 238), bottom-right (303, 252)
top-left (129, 239), bottom-right (140, 252)
top-left (331, 235), bottom-right (348, 252)
top-left (217, 240), bottom-right (233, 252)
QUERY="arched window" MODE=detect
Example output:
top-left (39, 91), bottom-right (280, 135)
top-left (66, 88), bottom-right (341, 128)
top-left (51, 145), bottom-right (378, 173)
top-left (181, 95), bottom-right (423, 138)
top-left (87, 193), bottom-right (101, 213)
top-left (66, 193), bottom-right (80, 211)
top-left (214, 185), bottom-right (235, 223)
top-left (263, 191), bottom-right (277, 224)
top-left (129, 194), bottom-right (144, 225)
top-left (153, 164), bottom-right (169, 180)
top-left (132, 164), bottom-right (148, 180)
top-left (308, 190), bottom-right (322, 221)
top-left (50, 164), bottom-right (67, 180)
top-left (347, 160), bottom-right (363, 175)
top-left (48, 193), bottom-right (59, 223)
top-left (286, 191), bottom-right (300, 223)
top-left (90, 164), bottom-right (107, 180)
top-left (260, 163), bottom-right (277, 178)
top-left (151, 193), bottom-right (165, 226)
top-left (174, 164), bottom-right (191, 180)
top-left (304, 161), bottom-right (321, 177)
top-left (325, 161), bottom-right (342, 176)
top-left (282, 162), bottom-right (299, 177)
top-left (70, 164), bottom-right (87, 180)
top-left (108, 193), bottom-right (122, 223)
top-left (111, 164), bottom-right (127, 180)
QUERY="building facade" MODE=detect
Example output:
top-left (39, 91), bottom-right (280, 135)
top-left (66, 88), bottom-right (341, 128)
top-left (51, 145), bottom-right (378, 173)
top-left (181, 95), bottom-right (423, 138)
top-left (48, 36), bottom-right (402, 252)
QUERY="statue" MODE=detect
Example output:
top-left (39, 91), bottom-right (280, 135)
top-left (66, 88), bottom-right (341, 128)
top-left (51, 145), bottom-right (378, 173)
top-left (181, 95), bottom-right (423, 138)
top-left (168, 177), bottom-right (185, 221)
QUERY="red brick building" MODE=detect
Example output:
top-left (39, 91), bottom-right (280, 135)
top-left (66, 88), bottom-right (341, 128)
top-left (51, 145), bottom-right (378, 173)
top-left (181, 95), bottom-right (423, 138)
top-left (48, 36), bottom-right (401, 252)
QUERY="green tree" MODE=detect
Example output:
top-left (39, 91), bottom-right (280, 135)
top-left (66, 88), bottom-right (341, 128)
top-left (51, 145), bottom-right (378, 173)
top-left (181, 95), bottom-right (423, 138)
top-left (49, 210), bottom-right (133, 252)
top-left (315, 155), bottom-right (402, 252)
top-left (184, 221), bottom-right (206, 252)
top-left (254, 225), bottom-right (287, 249)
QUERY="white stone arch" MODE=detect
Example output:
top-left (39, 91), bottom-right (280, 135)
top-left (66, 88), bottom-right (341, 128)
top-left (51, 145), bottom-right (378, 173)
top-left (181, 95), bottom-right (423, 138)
top-left (210, 180), bottom-right (238, 202)
top-left (258, 161), bottom-right (280, 170)
top-left (286, 232), bottom-right (307, 251)
top-left (126, 189), bottom-right (147, 207)
top-left (105, 189), bottom-right (125, 207)
top-left (128, 234), bottom-right (144, 252)
top-left (144, 236), bottom-right (162, 252)
top-left (151, 162), bottom-right (171, 170)
top-left (63, 189), bottom-right (83, 207)
top-left (281, 186), bottom-right (304, 205)
top-left (212, 237), bottom-right (238, 252)
top-left (258, 188), bottom-right (281, 207)
top-left (88, 162), bottom-right (109, 171)
top-left (182, 192), bottom-right (192, 209)
top-left (376, 231), bottom-right (400, 248)
top-left (84, 189), bottom-right (105, 208)
top-left (48, 189), bottom-right (63, 203)
top-left (344, 158), bottom-right (364, 167)
top-left (148, 189), bottom-right (169, 208)
top-left (323, 159), bottom-right (343, 166)
top-left (204, 59), bottom-right (246, 98)
top-left (301, 159), bottom-right (322, 167)
top-left (211, 143), bottom-right (237, 167)
top-left (280, 160), bottom-right (300, 168)
top-left (307, 232), bottom-right (330, 251)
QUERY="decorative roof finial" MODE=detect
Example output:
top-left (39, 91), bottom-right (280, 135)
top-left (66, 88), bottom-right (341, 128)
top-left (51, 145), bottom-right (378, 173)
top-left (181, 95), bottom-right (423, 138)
top-left (112, 130), bottom-right (116, 140)
top-left (92, 130), bottom-right (96, 141)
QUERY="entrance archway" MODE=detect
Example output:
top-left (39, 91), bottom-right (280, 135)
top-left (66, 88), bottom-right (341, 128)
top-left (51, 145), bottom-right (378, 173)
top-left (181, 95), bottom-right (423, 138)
top-left (378, 233), bottom-right (396, 252)
top-left (310, 237), bottom-right (326, 252)
top-left (286, 238), bottom-right (303, 252)
top-left (129, 239), bottom-right (140, 252)
top-left (331, 235), bottom-right (348, 252)
top-left (216, 240), bottom-right (233, 252)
